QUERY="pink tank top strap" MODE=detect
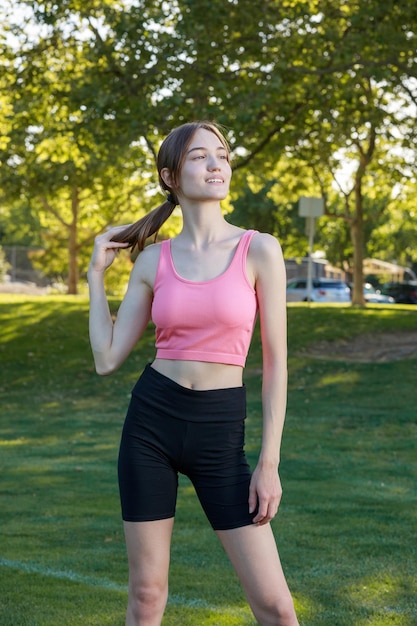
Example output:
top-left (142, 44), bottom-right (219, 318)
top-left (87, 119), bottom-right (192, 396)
top-left (230, 229), bottom-right (257, 279)
top-left (155, 239), bottom-right (172, 278)
top-left (238, 229), bottom-right (257, 258)
top-left (160, 238), bottom-right (171, 259)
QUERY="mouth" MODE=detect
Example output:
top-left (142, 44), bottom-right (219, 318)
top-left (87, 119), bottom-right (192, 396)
top-left (206, 178), bottom-right (224, 184)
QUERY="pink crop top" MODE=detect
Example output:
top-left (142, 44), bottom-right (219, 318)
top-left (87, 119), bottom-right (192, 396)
top-left (151, 230), bottom-right (258, 367)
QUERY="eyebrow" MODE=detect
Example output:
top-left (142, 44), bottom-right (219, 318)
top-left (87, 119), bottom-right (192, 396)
top-left (187, 145), bottom-right (228, 154)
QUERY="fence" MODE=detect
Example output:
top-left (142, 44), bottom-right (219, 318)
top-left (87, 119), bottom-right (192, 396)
top-left (2, 246), bottom-right (48, 285)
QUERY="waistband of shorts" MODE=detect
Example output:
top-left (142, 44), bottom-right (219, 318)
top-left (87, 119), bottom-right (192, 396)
top-left (131, 363), bottom-right (246, 422)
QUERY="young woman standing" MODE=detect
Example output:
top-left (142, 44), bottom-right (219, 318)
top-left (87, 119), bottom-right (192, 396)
top-left (88, 121), bottom-right (299, 626)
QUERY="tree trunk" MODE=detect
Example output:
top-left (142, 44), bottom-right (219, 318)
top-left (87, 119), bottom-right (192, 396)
top-left (67, 188), bottom-right (79, 295)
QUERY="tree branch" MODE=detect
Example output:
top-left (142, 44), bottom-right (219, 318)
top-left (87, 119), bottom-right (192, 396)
top-left (40, 197), bottom-right (70, 228)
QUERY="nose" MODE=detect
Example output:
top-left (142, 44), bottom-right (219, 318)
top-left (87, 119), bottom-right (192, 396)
top-left (207, 155), bottom-right (221, 170)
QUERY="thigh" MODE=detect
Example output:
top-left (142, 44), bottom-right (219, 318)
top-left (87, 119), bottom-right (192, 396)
top-left (216, 524), bottom-right (297, 622)
top-left (217, 523), bottom-right (286, 590)
top-left (124, 518), bottom-right (175, 587)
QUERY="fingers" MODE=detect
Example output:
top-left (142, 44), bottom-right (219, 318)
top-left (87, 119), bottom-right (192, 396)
top-left (93, 237), bottom-right (128, 262)
top-left (248, 482), bottom-right (258, 516)
top-left (89, 227), bottom-right (131, 273)
top-left (94, 227), bottom-right (131, 253)
top-left (252, 496), bottom-right (280, 525)
top-left (249, 473), bottom-right (282, 525)
top-left (107, 223), bottom-right (133, 234)
top-left (99, 224), bottom-right (132, 244)
top-left (99, 239), bottom-right (129, 252)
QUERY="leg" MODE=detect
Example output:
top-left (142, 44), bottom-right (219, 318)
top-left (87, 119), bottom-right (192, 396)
top-left (123, 518), bottom-right (174, 626)
top-left (216, 523), bottom-right (299, 626)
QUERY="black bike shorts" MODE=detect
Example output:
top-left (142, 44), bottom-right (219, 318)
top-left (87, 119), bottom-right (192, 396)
top-left (118, 364), bottom-right (256, 531)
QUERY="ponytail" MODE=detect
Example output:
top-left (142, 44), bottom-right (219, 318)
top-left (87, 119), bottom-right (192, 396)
top-left (111, 195), bottom-right (177, 253)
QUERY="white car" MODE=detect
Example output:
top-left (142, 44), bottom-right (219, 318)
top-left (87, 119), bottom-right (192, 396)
top-left (363, 283), bottom-right (395, 304)
top-left (286, 278), bottom-right (351, 303)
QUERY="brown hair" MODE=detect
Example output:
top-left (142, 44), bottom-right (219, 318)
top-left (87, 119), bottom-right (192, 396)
top-left (111, 121), bottom-right (230, 253)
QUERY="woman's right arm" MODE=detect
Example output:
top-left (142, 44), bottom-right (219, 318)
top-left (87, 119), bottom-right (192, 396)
top-left (87, 227), bottom-right (156, 376)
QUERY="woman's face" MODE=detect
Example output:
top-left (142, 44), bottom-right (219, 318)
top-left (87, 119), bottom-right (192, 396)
top-left (174, 128), bottom-right (232, 203)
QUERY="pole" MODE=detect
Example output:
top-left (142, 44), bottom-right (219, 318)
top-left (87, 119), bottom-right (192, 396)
top-left (306, 217), bottom-right (315, 302)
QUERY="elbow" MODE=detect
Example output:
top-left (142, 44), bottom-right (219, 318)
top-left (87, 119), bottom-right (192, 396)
top-left (95, 364), bottom-right (114, 376)
top-left (93, 355), bottom-right (118, 376)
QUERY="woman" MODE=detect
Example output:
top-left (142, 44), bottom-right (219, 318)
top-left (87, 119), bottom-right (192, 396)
top-left (88, 121), bottom-right (299, 626)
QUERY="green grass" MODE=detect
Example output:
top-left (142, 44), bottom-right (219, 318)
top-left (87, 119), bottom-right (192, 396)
top-left (1, 295), bottom-right (416, 625)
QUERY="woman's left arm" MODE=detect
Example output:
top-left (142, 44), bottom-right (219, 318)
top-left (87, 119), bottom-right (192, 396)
top-left (247, 232), bottom-right (288, 526)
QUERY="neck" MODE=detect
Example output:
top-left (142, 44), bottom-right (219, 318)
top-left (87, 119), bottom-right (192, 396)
top-left (178, 201), bottom-right (231, 245)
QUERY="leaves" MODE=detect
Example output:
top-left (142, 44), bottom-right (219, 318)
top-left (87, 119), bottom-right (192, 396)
top-left (0, 0), bottom-right (416, 294)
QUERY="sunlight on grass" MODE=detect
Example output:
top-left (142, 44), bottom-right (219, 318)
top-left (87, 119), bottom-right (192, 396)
top-left (348, 572), bottom-right (417, 625)
top-left (9, 434), bottom-right (62, 447)
top-left (316, 371), bottom-right (360, 387)
top-left (286, 302), bottom-right (352, 308)
top-left (352, 577), bottom-right (396, 602)
top-left (293, 594), bottom-right (318, 622)
top-left (357, 617), bottom-right (411, 625)
top-left (0, 328), bottom-right (21, 342)
top-left (0, 438), bottom-right (28, 446)
top-left (167, 602), bottom-right (254, 624)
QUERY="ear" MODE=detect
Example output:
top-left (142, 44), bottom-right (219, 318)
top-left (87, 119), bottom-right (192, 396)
top-left (160, 167), bottom-right (173, 189)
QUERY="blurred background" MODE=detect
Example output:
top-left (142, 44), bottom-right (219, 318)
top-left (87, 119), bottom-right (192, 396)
top-left (0, 0), bottom-right (416, 303)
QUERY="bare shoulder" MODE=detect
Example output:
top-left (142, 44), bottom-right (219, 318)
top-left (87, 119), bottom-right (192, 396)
top-left (130, 241), bottom-right (162, 289)
top-left (137, 241), bottom-right (162, 264)
top-left (245, 232), bottom-right (285, 288)
top-left (249, 232), bottom-right (284, 265)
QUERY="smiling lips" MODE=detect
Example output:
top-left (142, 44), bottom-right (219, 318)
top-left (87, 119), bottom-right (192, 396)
top-left (206, 178), bottom-right (224, 183)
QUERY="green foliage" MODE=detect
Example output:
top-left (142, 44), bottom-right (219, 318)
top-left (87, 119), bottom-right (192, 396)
top-left (0, 197), bottom-right (43, 247)
top-left (0, 0), bottom-right (416, 294)
top-left (315, 214), bottom-right (353, 269)
top-left (367, 182), bottom-right (417, 269)
top-left (227, 178), bottom-right (308, 257)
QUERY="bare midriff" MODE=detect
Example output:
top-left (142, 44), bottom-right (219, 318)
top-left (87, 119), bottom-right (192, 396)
top-left (151, 359), bottom-right (244, 390)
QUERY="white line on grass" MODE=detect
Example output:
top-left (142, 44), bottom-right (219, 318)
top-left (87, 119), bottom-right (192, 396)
top-left (0, 558), bottom-right (240, 612)
top-left (0, 557), bottom-right (127, 592)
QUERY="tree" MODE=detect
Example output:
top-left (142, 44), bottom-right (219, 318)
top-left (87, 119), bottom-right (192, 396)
top-left (297, 72), bottom-right (416, 303)
top-left (0, 1), bottom-right (160, 292)
top-left (1, 0), bottom-right (416, 299)
top-left (367, 178), bottom-right (417, 273)
top-left (274, 0), bottom-right (417, 303)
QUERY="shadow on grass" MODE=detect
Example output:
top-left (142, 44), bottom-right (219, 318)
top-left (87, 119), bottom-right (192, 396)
top-left (1, 298), bottom-right (416, 625)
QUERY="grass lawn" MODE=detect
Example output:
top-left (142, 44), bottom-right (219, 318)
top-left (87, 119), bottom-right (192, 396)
top-left (0, 295), bottom-right (416, 625)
